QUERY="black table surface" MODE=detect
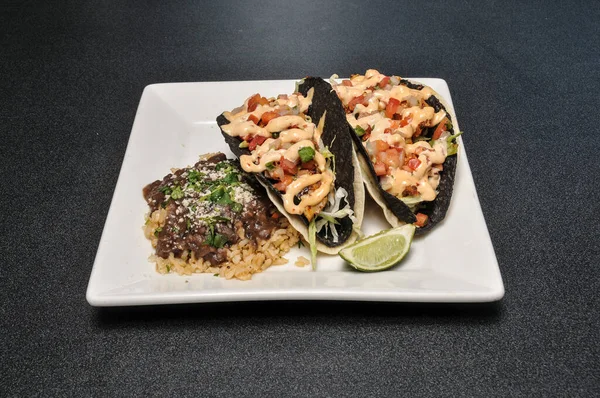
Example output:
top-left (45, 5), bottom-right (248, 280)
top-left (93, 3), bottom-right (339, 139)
top-left (2, 1), bottom-right (598, 396)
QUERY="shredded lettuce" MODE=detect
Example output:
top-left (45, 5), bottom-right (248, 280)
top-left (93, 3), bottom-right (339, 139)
top-left (446, 131), bottom-right (463, 156)
top-left (308, 218), bottom-right (317, 271)
top-left (307, 187), bottom-right (358, 270)
top-left (314, 187), bottom-right (357, 244)
top-left (400, 195), bottom-right (423, 212)
top-left (431, 131), bottom-right (463, 156)
top-left (294, 78), bottom-right (305, 93)
top-left (320, 147), bottom-right (335, 173)
top-left (329, 74), bottom-right (339, 86)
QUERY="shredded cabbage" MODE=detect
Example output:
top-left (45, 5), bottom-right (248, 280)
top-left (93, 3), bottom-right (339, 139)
top-left (329, 74), bottom-right (340, 86)
top-left (400, 195), bottom-right (423, 212)
top-left (446, 131), bottom-right (463, 156)
top-left (294, 78), bottom-right (305, 93)
top-left (315, 187), bottom-right (357, 244)
top-left (320, 146), bottom-right (335, 173)
top-left (308, 218), bottom-right (317, 271)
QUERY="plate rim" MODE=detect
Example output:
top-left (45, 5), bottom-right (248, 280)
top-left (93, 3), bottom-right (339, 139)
top-left (86, 78), bottom-right (505, 306)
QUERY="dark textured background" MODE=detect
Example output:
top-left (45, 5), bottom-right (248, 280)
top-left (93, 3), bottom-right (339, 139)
top-left (2, 0), bottom-right (598, 396)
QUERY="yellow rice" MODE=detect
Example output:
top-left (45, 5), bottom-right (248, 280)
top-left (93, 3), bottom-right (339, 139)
top-left (143, 208), bottom-right (299, 280)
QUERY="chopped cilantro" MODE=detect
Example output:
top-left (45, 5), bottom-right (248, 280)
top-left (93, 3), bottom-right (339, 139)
top-left (298, 146), bottom-right (315, 163)
top-left (186, 218), bottom-right (191, 230)
top-left (271, 132), bottom-right (280, 139)
top-left (213, 273), bottom-right (219, 277)
top-left (223, 172), bottom-right (240, 185)
top-left (265, 161), bottom-right (275, 171)
top-left (171, 186), bottom-right (184, 200)
top-left (199, 215), bottom-right (231, 224)
top-left (354, 125), bottom-right (366, 137)
top-left (191, 182), bottom-right (207, 192)
top-left (203, 185), bottom-right (233, 205)
top-left (215, 161), bottom-right (234, 172)
top-left (154, 227), bottom-right (163, 237)
top-left (230, 202), bottom-right (243, 213)
top-left (159, 185), bottom-right (172, 195)
top-left (204, 231), bottom-right (228, 248)
top-left (187, 170), bottom-right (204, 184)
top-left (202, 217), bottom-right (231, 248)
top-left (297, 240), bottom-right (304, 248)
top-left (212, 233), bottom-right (228, 248)
top-left (217, 189), bottom-right (233, 205)
top-left (165, 264), bottom-right (171, 272)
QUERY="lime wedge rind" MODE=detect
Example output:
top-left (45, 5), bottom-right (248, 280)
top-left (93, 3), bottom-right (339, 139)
top-left (339, 224), bottom-right (416, 272)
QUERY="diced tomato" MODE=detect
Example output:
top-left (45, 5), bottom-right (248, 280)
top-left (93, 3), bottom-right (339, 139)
top-left (373, 161), bottom-right (388, 176)
top-left (247, 94), bottom-right (269, 112)
top-left (379, 76), bottom-right (390, 88)
top-left (376, 151), bottom-right (388, 164)
top-left (384, 128), bottom-right (393, 134)
top-left (408, 158), bottom-right (421, 171)
top-left (280, 156), bottom-right (298, 175)
top-left (248, 135), bottom-right (267, 151)
top-left (415, 213), bottom-right (429, 227)
top-left (248, 114), bottom-right (260, 125)
top-left (385, 98), bottom-right (401, 118)
top-left (247, 94), bottom-right (261, 112)
top-left (300, 159), bottom-right (317, 170)
top-left (384, 148), bottom-right (403, 169)
top-left (271, 212), bottom-right (280, 219)
top-left (270, 166), bottom-right (284, 181)
top-left (362, 133), bottom-right (371, 141)
top-left (273, 175), bottom-right (294, 192)
top-left (260, 111), bottom-right (279, 126)
top-left (390, 120), bottom-right (401, 130)
top-left (347, 95), bottom-right (366, 112)
top-left (342, 79), bottom-right (353, 87)
top-left (432, 116), bottom-right (450, 140)
top-left (400, 114), bottom-right (412, 127)
top-left (374, 140), bottom-right (390, 152)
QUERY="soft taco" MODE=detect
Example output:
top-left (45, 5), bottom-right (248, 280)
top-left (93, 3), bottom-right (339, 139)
top-left (330, 69), bottom-right (461, 234)
top-left (217, 77), bottom-right (365, 264)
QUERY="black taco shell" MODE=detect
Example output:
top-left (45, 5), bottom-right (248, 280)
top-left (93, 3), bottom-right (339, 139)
top-left (217, 77), bottom-right (357, 247)
top-left (348, 80), bottom-right (458, 235)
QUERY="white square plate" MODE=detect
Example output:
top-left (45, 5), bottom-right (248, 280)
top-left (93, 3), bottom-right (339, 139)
top-left (86, 78), bottom-right (504, 306)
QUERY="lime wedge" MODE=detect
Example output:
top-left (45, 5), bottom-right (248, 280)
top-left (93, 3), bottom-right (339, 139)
top-left (339, 224), bottom-right (416, 272)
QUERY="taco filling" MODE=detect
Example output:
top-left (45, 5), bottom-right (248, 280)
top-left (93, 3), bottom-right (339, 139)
top-left (220, 89), bottom-right (335, 222)
top-left (218, 82), bottom-right (363, 265)
top-left (330, 69), bottom-right (461, 228)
